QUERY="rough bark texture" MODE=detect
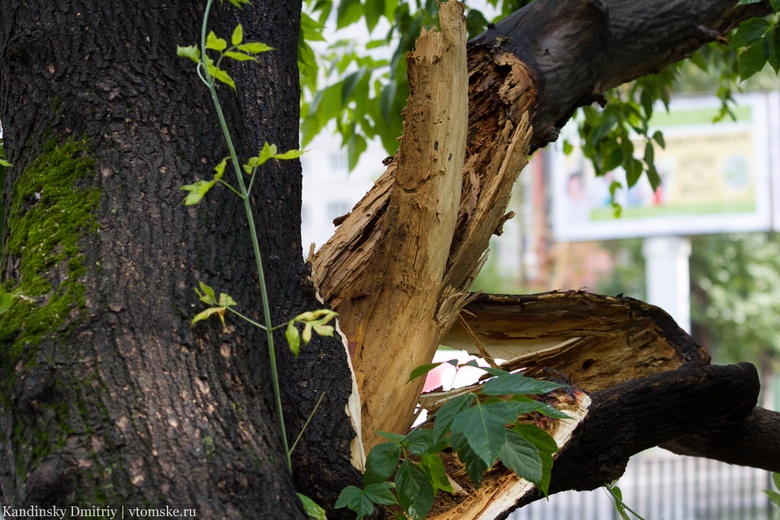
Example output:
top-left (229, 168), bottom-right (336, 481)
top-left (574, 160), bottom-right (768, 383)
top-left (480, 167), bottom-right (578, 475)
top-left (471, 0), bottom-right (774, 148)
top-left (1, 0), bottom-right (779, 518)
top-left (0, 1), bottom-right (358, 516)
top-left (511, 363), bottom-right (765, 513)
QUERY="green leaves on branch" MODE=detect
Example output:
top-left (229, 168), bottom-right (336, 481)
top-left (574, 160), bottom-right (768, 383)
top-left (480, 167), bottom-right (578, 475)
top-left (180, 143), bottom-right (303, 206)
top-left (181, 157), bottom-right (228, 205)
top-left (177, 23), bottom-right (273, 92)
top-left (191, 281), bottom-right (236, 328)
top-left (285, 309), bottom-right (337, 357)
top-left (337, 362), bottom-right (568, 519)
top-left (190, 282), bottom-right (337, 358)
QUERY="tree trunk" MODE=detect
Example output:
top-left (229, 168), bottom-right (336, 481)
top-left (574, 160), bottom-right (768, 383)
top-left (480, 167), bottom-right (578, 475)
top-left (1, 0), bottom-right (779, 518)
top-left (0, 1), bottom-right (358, 516)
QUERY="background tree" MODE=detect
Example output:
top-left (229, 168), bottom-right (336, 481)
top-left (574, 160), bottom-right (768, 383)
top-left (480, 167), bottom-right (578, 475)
top-left (0, 1), bottom-right (778, 519)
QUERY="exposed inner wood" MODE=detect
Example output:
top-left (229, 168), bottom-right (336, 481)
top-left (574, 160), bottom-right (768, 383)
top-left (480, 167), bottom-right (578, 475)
top-left (312, 1), bottom-right (470, 449)
top-left (308, 1), bottom-right (780, 518)
top-left (445, 291), bottom-right (709, 393)
top-left (311, 3), bottom-right (536, 449)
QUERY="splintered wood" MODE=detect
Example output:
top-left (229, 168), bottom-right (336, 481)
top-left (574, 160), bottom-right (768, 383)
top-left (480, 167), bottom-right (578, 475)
top-left (446, 291), bottom-right (710, 393)
top-left (311, 2), bottom-right (536, 450)
top-left (312, 1), bottom-right (470, 449)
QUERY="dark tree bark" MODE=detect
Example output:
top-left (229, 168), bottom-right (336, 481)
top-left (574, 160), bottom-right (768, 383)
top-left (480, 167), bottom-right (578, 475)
top-left (471, 0), bottom-right (774, 148)
top-left (0, 0), bottom-right (358, 517)
top-left (0, 0), bottom-right (778, 518)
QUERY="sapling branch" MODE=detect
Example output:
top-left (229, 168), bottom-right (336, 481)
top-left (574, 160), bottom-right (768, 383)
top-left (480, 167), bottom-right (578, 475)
top-left (180, 0), bottom-right (334, 484)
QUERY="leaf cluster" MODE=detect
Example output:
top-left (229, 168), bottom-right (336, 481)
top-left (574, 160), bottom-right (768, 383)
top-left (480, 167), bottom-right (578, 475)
top-left (180, 142), bottom-right (304, 206)
top-left (177, 23), bottom-right (273, 92)
top-left (337, 361), bottom-right (567, 519)
top-left (576, 2), bottom-right (780, 206)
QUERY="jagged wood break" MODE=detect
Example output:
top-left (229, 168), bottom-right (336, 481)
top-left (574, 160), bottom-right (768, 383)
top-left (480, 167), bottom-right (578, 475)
top-left (311, 0), bottom-right (780, 518)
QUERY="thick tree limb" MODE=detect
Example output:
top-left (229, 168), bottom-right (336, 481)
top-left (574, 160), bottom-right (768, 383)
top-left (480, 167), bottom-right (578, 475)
top-left (310, 2), bottom-right (780, 515)
top-left (662, 406), bottom-right (780, 473)
top-left (470, 0), bottom-right (774, 148)
top-left (419, 363), bottom-right (766, 520)
top-left (506, 363), bottom-right (765, 516)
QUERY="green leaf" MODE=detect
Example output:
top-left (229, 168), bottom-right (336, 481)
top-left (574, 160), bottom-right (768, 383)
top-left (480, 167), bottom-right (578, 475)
top-left (376, 430), bottom-right (406, 443)
top-left (364, 442), bottom-right (402, 484)
top-left (450, 399), bottom-right (508, 467)
top-left (513, 424), bottom-right (558, 454)
top-left (218, 293), bottom-right (236, 307)
top-left (258, 142), bottom-right (278, 166)
top-left (237, 42), bottom-right (274, 54)
top-left (365, 0), bottom-right (385, 32)
top-left (738, 41), bottom-right (767, 81)
top-left (346, 133), bottom-right (367, 171)
top-left (297, 493), bottom-right (326, 520)
top-left (181, 179), bottom-right (216, 205)
top-left (191, 306), bottom-right (227, 327)
top-left (0, 291), bottom-right (15, 315)
top-left (498, 428), bottom-right (543, 487)
top-left (341, 69), bottom-right (366, 104)
top-left (176, 45), bottom-right (201, 63)
top-left (225, 0), bottom-right (251, 7)
top-left (403, 428), bottom-right (446, 456)
top-left (207, 64), bottom-right (236, 90)
top-left (223, 51), bottom-right (257, 62)
top-left (196, 281), bottom-right (217, 304)
top-left (407, 362), bottom-right (444, 383)
top-left (432, 393), bottom-right (474, 445)
top-left (213, 157), bottom-right (228, 180)
top-left (206, 31), bottom-right (228, 52)
top-left (765, 489), bottom-right (780, 505)
top-left (285, 321), bottom-right (301, 357)
top-left (652, 130), bottom-right (665, 149)
top-left (363, 482), bottom-right (398, 506)
top-left (395, 460), bottom-right (435, 520)
top-left (274, 148), bottom-right (306, 160)
top-left (231, 24), bottom-right (244, 46)
top-left (513, 423), bottom-right (557, 494)
top-left (481, 366), bottom-right (510, 377)
top-left (625, 158), bottom-right (643, 188)
top-left (731, 17), bottom-right (770, 49)
top-left (452, 433), bottom-right (489, 486)
top-left (336, 0), bottom-right (363, 29)
top-left (481, 372), bottom-right (564, 397)
top-left (420, 453), bottom-right (453, 494)
top-left (335, 485), bottom-right (375, 519)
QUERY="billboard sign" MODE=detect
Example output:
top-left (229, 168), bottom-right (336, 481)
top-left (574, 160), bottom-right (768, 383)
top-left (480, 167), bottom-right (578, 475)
top-left (552, 93), bottom-right (776, 242)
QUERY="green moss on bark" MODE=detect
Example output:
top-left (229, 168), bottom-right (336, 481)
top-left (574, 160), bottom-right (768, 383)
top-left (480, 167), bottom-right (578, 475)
top-left (0, 138), bottom-right (99, 396)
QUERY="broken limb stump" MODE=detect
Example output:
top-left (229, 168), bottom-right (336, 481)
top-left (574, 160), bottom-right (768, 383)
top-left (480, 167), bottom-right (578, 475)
top-left (312, 1), bottom-right (471, 449)
top-left (307, 0), bottom-right (780, 516)
top-left (444, 291), bottom-right (709, 393)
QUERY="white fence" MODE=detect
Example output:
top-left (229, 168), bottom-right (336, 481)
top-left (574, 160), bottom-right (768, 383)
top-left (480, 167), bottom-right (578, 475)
top-left (510, 451), bottom-right (778, 520)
